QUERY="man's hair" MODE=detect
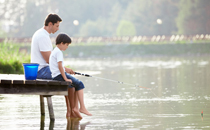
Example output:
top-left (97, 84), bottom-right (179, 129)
top-left (56, 33), bottom-right (72, 45)
top-left (44, 13), bottom-right (62, 26)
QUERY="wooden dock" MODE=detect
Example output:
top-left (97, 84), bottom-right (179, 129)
top-left (0, 74), bottom-right (71, 121)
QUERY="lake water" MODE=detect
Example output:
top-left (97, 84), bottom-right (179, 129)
top-left (0, 57), bottom-right (210, 130)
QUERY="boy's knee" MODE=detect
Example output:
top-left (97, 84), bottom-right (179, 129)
top-left (75, 81), bottom-right (85, 91)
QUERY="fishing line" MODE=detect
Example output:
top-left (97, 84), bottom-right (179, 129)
top-left (75, 72), bottom-right (178, 114)
top-left (149, 90), bottom-right (178, 114)
top-left (74, 72), bottom-right (150, 89)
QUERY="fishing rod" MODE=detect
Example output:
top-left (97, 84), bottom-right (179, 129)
top-left (75, 72), bottom-right (179, 113)
top-left (74, 72), bottom-right (150, 89)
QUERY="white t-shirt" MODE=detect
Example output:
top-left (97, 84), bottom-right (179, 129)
top-left (49, 47), bottom-right (65, 78)
top-left (31, 27), bottom-right (53, 71)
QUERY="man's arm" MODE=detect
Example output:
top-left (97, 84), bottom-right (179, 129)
top-left (41, 51), bottom-right (51, 64)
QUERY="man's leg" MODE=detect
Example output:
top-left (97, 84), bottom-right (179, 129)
top-left (68, 88), bottom-right (77, 118)
top-left (65, 96), bottom-right (71, 117)
top-left (37, 66), bottom-right (52, 79)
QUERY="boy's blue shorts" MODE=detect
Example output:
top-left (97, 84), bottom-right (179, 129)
top-left (53, 72), bottom-right (85, 91)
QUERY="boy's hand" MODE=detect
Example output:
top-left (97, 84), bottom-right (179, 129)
top-left (66, 79), bottom-right (72, 84)
top-left (65, 67), bottom-right (75, 75)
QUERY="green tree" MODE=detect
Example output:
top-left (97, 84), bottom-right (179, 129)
top-left (48, 0), bottom-right (119, 36)
top-left (176, 0), bottom-right (210, 35)
top-left (79, 19), bottom-right (111, 36)
top-left (78, 1), bottom-right (127, 37)
top-left (0, 0), bottom-right (30, 37)
top-left (124, 0), bottom-right (179, 36)
top-left (116, 20), bottom-right (136, 36)
top-left (19, 0), bottom-right (47, 37)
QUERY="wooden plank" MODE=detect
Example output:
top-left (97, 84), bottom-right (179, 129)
top-left (25, 80), bottom-right (37, 85)
top-left (36, 80), bottom-right (48, 85)
top-left (43, 95), bottom-right (53, 97)
top-left (48, 81), bottom-right (61, 85)
top-left (13, 80), bottom-right (24, 84)
top-left (0, 74), bottom-right (25, 80)
top-left (0, 84), bottom-right (68, 95)
top-left (0, 79), bottom-right (12, 84)
top-left (0, 74), bottom-right (10, 79)
top-left (9, 74), bottom-right (25, 80)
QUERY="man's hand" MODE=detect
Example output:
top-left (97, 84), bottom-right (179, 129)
top-left (65, 67), bottom-right (75, 75)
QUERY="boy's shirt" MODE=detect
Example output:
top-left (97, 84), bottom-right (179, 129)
top-left (49, 46), bottom-right (65, 78)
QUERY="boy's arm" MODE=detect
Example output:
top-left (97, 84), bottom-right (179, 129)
top-left (58, 61), bottom-right (72, 83)
top-left (64, 67), bottom-right (75, 75)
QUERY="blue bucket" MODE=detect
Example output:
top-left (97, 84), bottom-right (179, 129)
top-left (22, 63), bottom-right (39, 80)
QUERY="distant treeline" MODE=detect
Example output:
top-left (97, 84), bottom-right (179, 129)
top-left (0, 0), bottom-right (210, 38)
top-left (65, 43), bottom-right (210, 58)
top-left (1, 34), bottom-right (210, 44)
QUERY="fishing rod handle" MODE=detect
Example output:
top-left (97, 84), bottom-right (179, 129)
top-left (75, 72), bottom-right (91, 77)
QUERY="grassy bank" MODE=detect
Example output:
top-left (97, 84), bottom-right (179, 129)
top-left (0, 43), bottom-right (30, 74)
top-left (1, 42), bottom-right (210, 74)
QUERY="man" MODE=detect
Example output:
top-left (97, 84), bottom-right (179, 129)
top-left (31, 13), bottom-right (75, 79)
top-left (31, 13), bottom-right (78, 118)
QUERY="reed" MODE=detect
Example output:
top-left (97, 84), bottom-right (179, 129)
top-left (0, 43), bottom-right (30, 74)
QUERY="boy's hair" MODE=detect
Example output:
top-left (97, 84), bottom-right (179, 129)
top-left (56, 33), bottom-right (72, 45)
top-left (44, 13), bottom-right (62, 26)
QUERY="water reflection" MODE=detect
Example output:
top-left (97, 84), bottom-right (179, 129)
top-left (66, 118), bottom-right (90, 130)
top-left (40, 116), bottom-right (54, 130)
top-left (40, 116), bottom-right (90, 130)
top-left (0, 57), bottom-right (210, 129)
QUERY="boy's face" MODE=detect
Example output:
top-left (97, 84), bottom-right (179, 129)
top-left (60, 42), bottom-right (70, 51)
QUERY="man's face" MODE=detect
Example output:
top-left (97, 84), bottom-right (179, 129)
top-left (50, 21), bottom-right (60, 34)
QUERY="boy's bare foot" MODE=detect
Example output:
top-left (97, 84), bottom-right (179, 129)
top-left (79, 108), bottom-right (92, 116)
top-left (73, 109), bottom-right (83, 119)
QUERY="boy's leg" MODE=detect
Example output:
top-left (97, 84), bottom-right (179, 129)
top-left (65, 96), bottom-right (71, 117)
top-left (65, 73), bottom-right (92, 116)
top-left (53, 74), bottom-right (76, 118)
top-left (73, 92), bottom-right (82, 118)
top-left (76, 89), bottom-right (92, 116)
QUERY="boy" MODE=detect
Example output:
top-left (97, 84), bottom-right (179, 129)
top-left (49, 33), bottom-right (92, 118)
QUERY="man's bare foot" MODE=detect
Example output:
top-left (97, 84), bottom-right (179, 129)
top-left (79, 108), bottom-right (92, 116)
top-left (70, 111), bottom-right (78, 118)
top-left (66, 112), bottom-right (71, 118)
top-left (73, 109), bottom-right (83, 119)
top-left (66, 111), bottom-right (78, 118)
